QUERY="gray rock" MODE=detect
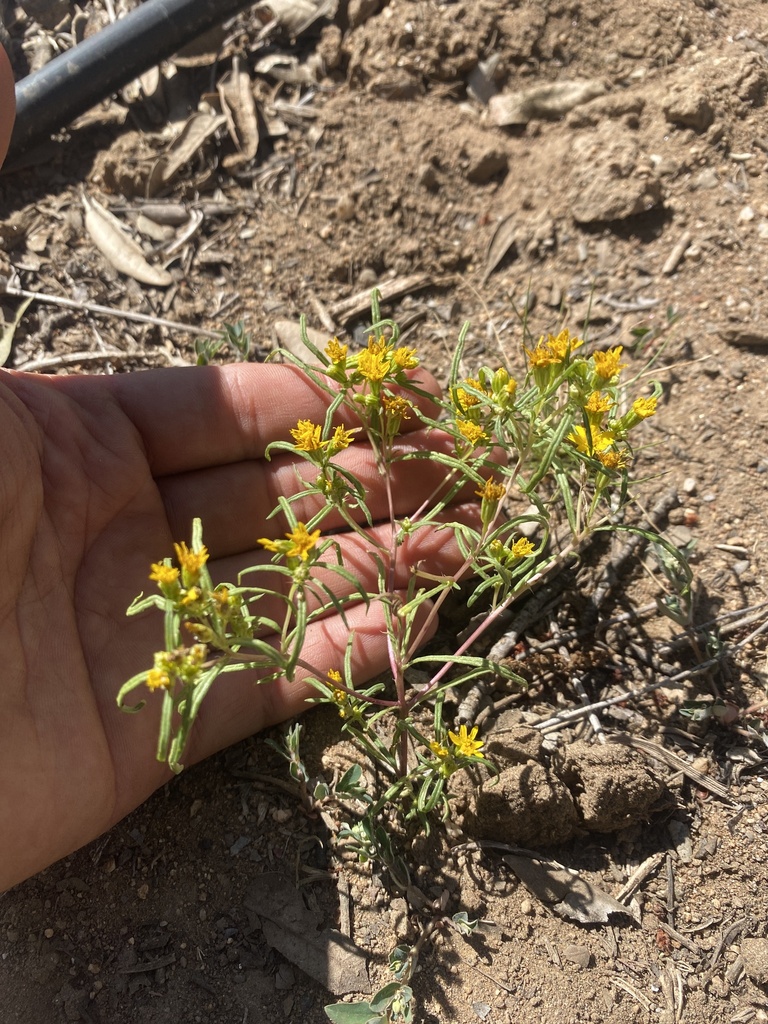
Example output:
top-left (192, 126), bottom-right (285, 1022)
top-left (663, 85), bottom-right (714, 132)
top-left (742, 938), bottom-right (768, 986)
top-left (490, 80), bottom-right (606, 126)
top-left (562, 943), bottom-right (592, 969)
top-left (465, 147), bottom-right (509, 184)
top-left (568, 126), bottom-right (663, 224)
top-left (692, 167), bottom-right (719, 190)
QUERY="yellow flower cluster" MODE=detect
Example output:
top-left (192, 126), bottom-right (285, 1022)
top-left (146, 643), bottom-right (208, 692)
top-left (326, 338), bottom-right (348, 363)
top-left (290, 419), bottom-right (356, 454)
top-left (592, 346), bottom-right (626, 381)
top-left (330, 333), bottom-right (420, 386)
top-left (526, 328), bottom-right (584, 369)
top-left (456, 419), bottom-right (488, 448)
top-left (488, 536), bottom-right (536, 564)
top-left (632, 396), bottom-right (657, 419)
top-left (149, 562), bottom-right (179, 587)
top-left (568, 375), bottom-right (658, 471)
top-left (475, 477), bottom-right (506, 502)
top-left (567, 424), bottom-right (615, 457)
top-left (455, 377), bottom-right (487, 411)
top-left (259, 522), bottom-right (322, 562)
top-left (149, 543), bottom-right (209, 604)
top-left (381, 393), bottom-right (413, 420)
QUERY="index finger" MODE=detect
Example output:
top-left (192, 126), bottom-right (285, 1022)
top-left (68, 361), bottom-right (443, 476)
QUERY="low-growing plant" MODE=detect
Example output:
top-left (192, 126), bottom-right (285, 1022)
top-left (117, 293), bottom-right (677, 1020)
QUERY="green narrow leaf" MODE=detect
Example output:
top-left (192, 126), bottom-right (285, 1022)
top-left (0, 296), bottom-right (33, 366)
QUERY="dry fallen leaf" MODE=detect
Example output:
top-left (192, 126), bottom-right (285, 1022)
top-left (483, 213), bottom-right (518, 282)
top-left (273, 319), bottom-right (332, 360)
top-left (502, 852), bottom-right (640, 925)
top-left (245, 874), bottom-right (370, 995)
top-left (256, 0), bottom-right (338, 37)
top-left (82, 194), bottom-right (173, 287)
top-left (147, 111), bottom-right (227, 195)
top-left (218, 57), bottom-right (262, 166)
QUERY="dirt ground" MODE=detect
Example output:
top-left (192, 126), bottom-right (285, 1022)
top-left (1, 1), bottom-right (768, 1022)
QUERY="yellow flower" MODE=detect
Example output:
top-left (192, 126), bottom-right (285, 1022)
top-left (526, 330), bottom-right (582, 368)
top-left (632, 396), bottom-right (657, 419)
top-left (456, 420), bottom-right (488, 447)
top-left (174, 541), bottom-right (209, 580)
top-left (448, 724), bottom-right (484, 757)
top-left (367, 334), bottom-right (389, 355)
top-left (327, 669), bottom-right (343, 684)
top-left (429, 741), bottom-right (449, 759)
top-left (358, 348), bottom-right (390, 382)
top-left (286, 523), bottom-right (322, 561)
top-left (547, 329), bottom-right (583, 362)
top-left (329, 425), bottom-right (356, 450)
top-left (510, 537), bottom-right (536, 559)
top-left (567, 425), bottom-right (615, 456)
top-left (592, 346), bottom-right (626, 380)
top-left (291, 419), bottom-right (324, 451)
top-left (476, 476), bottom-right (506, 502)
top-left (525, 339), bottom-right (558, 368)
top-left (325, 338), bottom-right (348, 363)
top-left (381, 394), bottom-right (412, 420)
top-left (584, 391), bottom-right (613, 419)
top-left (180, 586), bottom-right (202, 606)
top-left (392, 346), bottom-right (419, 369)
top-left (597, 449), bottom-right (631, 471)
top-left (455, 378), bottom-right (487, 410)
top-left (146, 668), bottom-right (171, 691)
top-left (149, 562), bottom-right (180, 586)
top-left (258, 522), bottom-right (321, 561)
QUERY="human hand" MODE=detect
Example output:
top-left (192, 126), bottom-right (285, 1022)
top-left (0, 362), bottom-right (480, 891)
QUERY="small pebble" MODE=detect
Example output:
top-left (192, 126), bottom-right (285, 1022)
top-left (738, 205), bottom-right (755, 222)
top-left (562, 944), bottom-right (592, 969)
top-left (334, 195), bottom-right (356, 221)
top-left (520, 899), bottom-right (534, 916)
top-left (357, 266), bottom-right (378, 288)
top-left (682, 477), bottom-right (697, 495)
top-left (742, 938), bottom-right (768, 985)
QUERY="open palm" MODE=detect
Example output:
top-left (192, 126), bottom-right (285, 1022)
top-left (0, 362), bottom-right (475, 891)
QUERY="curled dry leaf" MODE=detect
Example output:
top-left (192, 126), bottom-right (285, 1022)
top-left (147, 112), bottom-right (228, 196)
top-left (82, 194), bottom-right (173, 287)
top-left (218, 57), bottom-right (261, 165)
top-left (256, 0), bottom-right (338, 37)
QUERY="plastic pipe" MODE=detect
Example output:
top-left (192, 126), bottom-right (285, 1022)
top-left (8, 0), bottom-right (256, 158)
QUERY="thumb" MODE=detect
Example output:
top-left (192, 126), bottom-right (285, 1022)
top-left (0, 45), bottom-right (15, 167)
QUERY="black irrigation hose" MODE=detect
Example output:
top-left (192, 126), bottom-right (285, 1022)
top-left (8, 0), bottom-right (256, 159)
